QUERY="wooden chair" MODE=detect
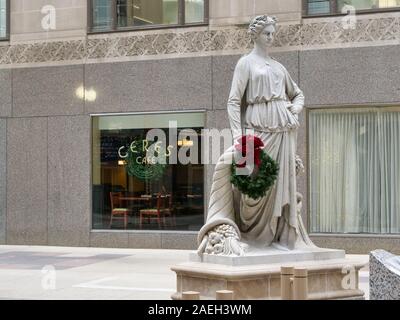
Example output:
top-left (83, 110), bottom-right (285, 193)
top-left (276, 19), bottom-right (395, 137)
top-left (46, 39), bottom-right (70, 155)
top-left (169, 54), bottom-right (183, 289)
top-left (139, 193), bottom-right (174, 229)
top-left (109, 192), bottom-right (130, 229)
top-left (161, 194), bottom-right (176, 228)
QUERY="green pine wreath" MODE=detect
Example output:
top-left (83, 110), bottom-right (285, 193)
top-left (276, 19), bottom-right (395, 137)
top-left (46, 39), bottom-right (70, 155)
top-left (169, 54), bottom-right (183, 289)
top-left (231, 151), bottom-right (279, 200)
top-left (126, 140), bottom-right (167, 182)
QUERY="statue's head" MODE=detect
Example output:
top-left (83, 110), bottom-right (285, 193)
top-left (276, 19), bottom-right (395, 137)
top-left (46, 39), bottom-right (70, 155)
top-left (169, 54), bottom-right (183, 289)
top-left (248, 15), bottom-right (278, 48)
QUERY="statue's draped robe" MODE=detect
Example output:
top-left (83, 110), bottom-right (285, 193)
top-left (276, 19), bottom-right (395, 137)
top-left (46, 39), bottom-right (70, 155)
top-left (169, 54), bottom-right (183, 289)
top-left (226, 54), bottom-right (305, 249)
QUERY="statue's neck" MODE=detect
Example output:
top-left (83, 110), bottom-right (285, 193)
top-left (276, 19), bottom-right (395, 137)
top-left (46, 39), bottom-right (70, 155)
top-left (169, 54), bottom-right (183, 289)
top-left (251, 45), bottom-right (270, 60)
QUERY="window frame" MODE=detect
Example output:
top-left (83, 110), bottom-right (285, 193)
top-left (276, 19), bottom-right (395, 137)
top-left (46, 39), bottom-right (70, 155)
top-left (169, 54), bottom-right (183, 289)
top-left (0, 0), bottom-right (10, 41)
top-left (303, 0), bottom-right (400, 18)
top-left (306, 104), bottom-right (400, 236)
top-left (88, 0), bottom-right (209, 35)
top-left (89, 110), bottom-right (207, 233)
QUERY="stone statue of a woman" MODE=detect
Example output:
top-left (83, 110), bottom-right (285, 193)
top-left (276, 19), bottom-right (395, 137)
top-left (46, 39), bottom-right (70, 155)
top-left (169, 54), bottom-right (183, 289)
top-left (197, 15), bottom-right (315, 256)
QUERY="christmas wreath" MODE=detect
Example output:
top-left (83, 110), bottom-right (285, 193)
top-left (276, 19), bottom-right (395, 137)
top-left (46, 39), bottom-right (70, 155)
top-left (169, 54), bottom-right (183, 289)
top-left (231, 135), bottom-right (279, 200)
top-left (126, 139), bottom-right (167, 181)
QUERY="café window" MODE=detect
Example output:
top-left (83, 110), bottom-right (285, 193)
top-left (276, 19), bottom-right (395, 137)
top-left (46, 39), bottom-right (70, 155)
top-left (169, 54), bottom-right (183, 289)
top-left (309, 107), bottom-right (400, 234)
top-left (90, 0), bottom-right (208, 33)
top-left (0, 0), bottom-right (8, 40)
top-left (92, 112), bottom-right (205, 231)
top-left (304, 0), bottom-right (400, 16)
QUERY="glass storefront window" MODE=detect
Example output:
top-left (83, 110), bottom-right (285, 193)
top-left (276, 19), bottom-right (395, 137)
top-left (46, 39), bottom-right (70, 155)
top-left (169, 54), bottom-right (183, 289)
top-left (92, 112), bottom-right (205, 231)
top-left (307, 0), bottom-right (331, 15)
top-left (0, 0), bottom-right (7, 39)
top-left (309, 108), bottom-right (400, 234)
top-left (91, 0), bottom-right (114, 31)
top-left (185, 0), bottom-right (205, 24)
top-left (90, 0), bottom-right (207, 33)
top-left (117, 0), bottom-right (178, 28)
top-left (305, 0), bottom-right (400, 15)
top-left (338, 0), bottom-right (400, 11)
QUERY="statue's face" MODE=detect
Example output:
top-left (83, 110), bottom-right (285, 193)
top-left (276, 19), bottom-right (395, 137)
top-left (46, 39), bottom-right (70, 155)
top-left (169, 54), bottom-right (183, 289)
top-left (255, 24), bottom-right (276, 48)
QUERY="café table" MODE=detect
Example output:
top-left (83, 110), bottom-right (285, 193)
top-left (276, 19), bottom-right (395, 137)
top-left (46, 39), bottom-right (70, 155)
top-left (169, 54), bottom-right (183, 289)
top-left (118, 196), bottom-right (153, 226)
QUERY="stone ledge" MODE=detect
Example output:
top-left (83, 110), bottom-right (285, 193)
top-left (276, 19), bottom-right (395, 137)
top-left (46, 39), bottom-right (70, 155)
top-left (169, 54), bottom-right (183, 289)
top-left (172, 256), bottom-right (367, 279)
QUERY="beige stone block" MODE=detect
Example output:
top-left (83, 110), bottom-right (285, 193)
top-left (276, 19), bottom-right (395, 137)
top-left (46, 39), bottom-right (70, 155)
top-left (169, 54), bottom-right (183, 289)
top-left (255, 0), bottom-right (301, 14)
top-left (181, 276), bottom-right (227, 299)
top-left (10, 0), bottom-right (87, 40)
top-left (10, 30), bottom-right (86, 43)
top-left (177, 274), bottom-right (183, 293)
top-left (11, 0), bottom-right (86, 13)
top-left (269, 275), bottom-right (281, 299)
top-left (182, 291), bottom-right (200, 300)
top-left (228, 278), bottom-right (269, 300)
top-left (326, 268), bottom-right (362, 293)
top-left (308, 272), bottom-right (327, 295)
top-left (326, 271), bottom-right (344, 292)
top-left (210, 0), bottom-right (253, 19)
top-left (9, 0), bottom-right (23, 12)
top-left (216, 290), bottom-right (234, 300)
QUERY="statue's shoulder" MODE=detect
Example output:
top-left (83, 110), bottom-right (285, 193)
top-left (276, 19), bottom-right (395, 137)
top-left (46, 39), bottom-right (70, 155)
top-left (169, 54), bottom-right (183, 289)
top-left (234, 54), bottom-right (251, 71)
top-left (270, 57), bottom-right (288, 71)
top-left (270, 56), bottom-right (284, 66)
top-left (237, 54), bottom-right (251, 64)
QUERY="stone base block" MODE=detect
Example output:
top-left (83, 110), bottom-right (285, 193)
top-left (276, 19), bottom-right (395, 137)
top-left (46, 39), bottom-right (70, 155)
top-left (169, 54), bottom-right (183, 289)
top-left (171, 256), bottom-right (367, 300)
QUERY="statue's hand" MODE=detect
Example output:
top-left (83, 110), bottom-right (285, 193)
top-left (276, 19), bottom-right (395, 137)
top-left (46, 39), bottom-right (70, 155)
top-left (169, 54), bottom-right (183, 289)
top-left (287, 103), bottom-right (302, 115)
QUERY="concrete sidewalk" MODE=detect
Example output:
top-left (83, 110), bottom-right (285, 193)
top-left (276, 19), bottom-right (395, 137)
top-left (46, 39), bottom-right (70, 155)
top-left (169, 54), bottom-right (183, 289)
top-left (0, 245), bottom-right (369, 300)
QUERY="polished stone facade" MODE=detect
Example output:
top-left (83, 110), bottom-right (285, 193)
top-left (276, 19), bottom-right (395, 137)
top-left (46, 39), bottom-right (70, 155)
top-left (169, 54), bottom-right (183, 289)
top-left (1, 10), bottom-right (400, 251)
top-left (0, 13), bottom-right (400, 67)
top-left (1, 46), bottom-right (400, 251)
top-left (0, 119), bottom-right (5, 244)
top-left (6, 117), bottom-right (48, 245)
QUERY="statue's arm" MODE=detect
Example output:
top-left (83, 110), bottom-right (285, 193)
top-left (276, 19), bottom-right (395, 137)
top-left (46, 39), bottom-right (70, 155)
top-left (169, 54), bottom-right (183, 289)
top-left (227, 57), bottom-right (249, 140)
top-left (284, 67), bottom-right (305, 114)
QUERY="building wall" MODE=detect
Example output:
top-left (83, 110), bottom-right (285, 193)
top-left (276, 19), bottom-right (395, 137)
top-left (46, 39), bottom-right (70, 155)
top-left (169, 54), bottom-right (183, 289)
top-left (0, 117), bottom-right (5, 244)
top-left (0, 2), bottom-right (400, 253)
top-left (10, 0), bottom-right (87, 42)
top-left (7, 0), bottom-right (301, 43)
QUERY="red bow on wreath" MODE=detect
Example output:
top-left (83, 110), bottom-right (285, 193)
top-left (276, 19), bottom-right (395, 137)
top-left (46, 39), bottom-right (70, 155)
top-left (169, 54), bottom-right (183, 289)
top-left (234, 135), bottom-right (264, 168)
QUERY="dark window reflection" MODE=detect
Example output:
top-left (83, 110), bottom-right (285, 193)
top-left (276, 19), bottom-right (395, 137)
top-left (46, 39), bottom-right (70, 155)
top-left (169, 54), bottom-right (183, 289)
top-left (92, 115), bottom-right (205, 231)
top-left (91, 0), bottom-right (206, 32)
top-left (117, 0), bottom-right (178, 27)
top-left (0, 0), bottom-right (7, 39)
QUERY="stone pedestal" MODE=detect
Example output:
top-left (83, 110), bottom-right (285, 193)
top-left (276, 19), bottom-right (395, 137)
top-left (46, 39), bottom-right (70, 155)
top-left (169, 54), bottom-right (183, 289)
top-left (171, 253), bottom-right (367, 300)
